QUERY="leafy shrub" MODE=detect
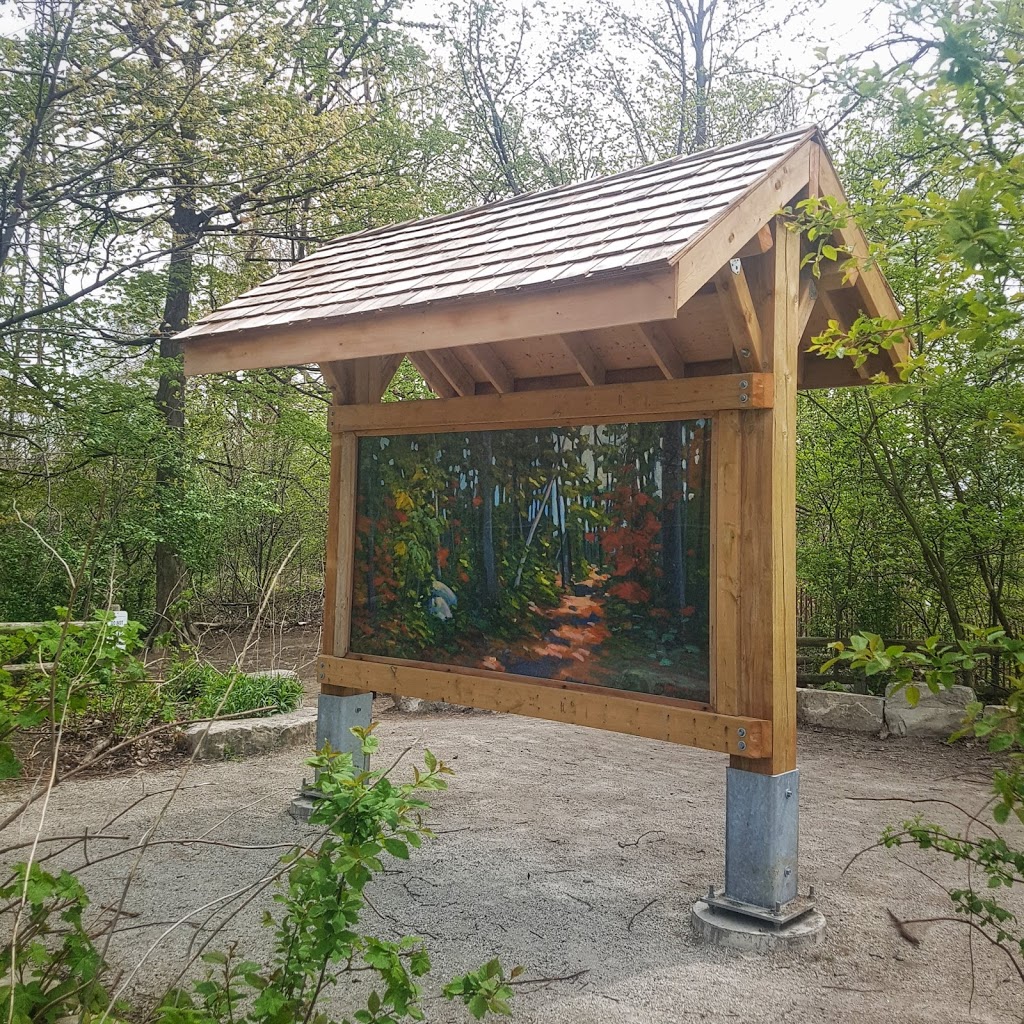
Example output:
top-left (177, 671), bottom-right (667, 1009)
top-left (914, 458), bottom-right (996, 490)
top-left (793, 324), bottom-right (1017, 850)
top-left (193, 670), bottom-right (302, 719)
top-left (0, 611), bottom-right (158, 779)
top-left (2, 732), bottom-right (515, 1024)
top-left (838, 629), bottom-right (1024, 970)
top-left (0, 863), bottom-right (111, 1023)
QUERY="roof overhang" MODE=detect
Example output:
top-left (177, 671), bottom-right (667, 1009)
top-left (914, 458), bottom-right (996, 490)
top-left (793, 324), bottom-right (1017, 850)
top-left (181, 128), bottom-right (907, 391)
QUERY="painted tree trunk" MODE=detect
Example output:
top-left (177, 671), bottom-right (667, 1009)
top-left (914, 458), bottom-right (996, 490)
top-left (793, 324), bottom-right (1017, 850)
top-left (660, 421), bottom-right (687, 612)
top-left (480, 431), bottom-right (499, 605)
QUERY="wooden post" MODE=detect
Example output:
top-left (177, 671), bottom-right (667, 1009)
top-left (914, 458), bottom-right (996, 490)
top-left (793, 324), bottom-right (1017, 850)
top-left (729, 218), bottom-right (799, 776)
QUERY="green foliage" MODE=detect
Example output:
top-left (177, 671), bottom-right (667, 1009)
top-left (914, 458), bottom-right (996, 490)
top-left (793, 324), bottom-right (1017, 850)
top-left (836, 629), bottom-right (1024, 967)
top-left (2, 733), bottom-right (515, 1024)
top-left (0, 864), bottom-right (111, 1024)
top-left (152, 729), bottom-right (515, 1024)
top-left (0, 612), bottom-right (154, 780)
top-left (191, 670), bottom-right (303, 720)
top-left (825, 628), bottom-right (1024, 708)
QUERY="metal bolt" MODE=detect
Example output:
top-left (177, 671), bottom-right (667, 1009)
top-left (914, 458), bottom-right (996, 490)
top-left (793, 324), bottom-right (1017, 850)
top-left (784, 867), bottom-right (792, 877)
top-left (737, 740), bottom-right (746, 750)
top-left (739, 394), bottom-right (749, 404)
top-left (708, 884), bottom-right (715, 900)
top-left (809, 885), bottom-right (816, 899)
top-left (739, 378), bottom-right (749, 389)
top-left (785, 788), bottom-right (793, 798)
top-left (737, 727), bottom-right (747, 737)
top-left (774, 901), bottom-right (782, 915)
top-left (740, 348), bottom-right (751, 359)
top-left (729, 257), bottom-right (742, 275)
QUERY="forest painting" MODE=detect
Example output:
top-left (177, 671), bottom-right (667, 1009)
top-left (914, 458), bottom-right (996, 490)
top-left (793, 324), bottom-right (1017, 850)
top-left (350, 420), bottom-right (712, 703)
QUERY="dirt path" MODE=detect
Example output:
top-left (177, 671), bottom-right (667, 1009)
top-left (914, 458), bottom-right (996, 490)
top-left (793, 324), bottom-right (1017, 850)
top-left (483, 571), bottom-right (612, 679)
top-left (3, 717), bottom-right (1020, 1023)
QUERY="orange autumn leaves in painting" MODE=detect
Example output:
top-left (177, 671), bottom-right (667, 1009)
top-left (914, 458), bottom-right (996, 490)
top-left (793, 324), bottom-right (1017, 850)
top-left (602, 481), bottom-right (661, 605)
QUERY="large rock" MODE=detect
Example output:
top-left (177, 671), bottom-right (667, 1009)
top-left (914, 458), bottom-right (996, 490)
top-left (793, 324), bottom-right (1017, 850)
top-left (179, 705), bottom-right (316, 760)
top-left (797, 689), bottom-right (885, 734)
top-left (883, 684), bottom-right (976, 739)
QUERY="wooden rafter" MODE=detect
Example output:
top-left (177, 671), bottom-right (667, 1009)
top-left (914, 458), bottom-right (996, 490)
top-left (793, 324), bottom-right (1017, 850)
top-left (638, 323), bottom-right (687, 379)
top-left (429, 347), bottom-right (476, 396)
top-left (560, 332), bottom-right (607, 386)
top-left (819, 264), bottom-right (859, 290)
top-left (714, 261), bottom-right (765, 372)
top-left (735, 224), bottom-right (773, 259)
top-left (408, 352), bottom-right (457, 398)
top-left (461, 344), bottom-right (513, 393)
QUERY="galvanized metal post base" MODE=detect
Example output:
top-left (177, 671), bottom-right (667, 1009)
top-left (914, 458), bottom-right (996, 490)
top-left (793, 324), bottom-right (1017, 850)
top-left (288, 692), bottom-right (372, 821)
top-left (692, 767), bottom-right (825, 950)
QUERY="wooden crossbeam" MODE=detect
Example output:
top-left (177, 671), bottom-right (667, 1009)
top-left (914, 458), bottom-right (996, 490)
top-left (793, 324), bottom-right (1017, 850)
top-left (559, 333), bottom-right (606, 386)
top-left (320, 654), bottom-right (771, 758)
top-left (461, 344), bottom-right (513, 393)
top-left (638, 323), bottom-right (687, 379)
top-left (714, 262), bottom-right (765, 372)
top-left (428, 347), bottom-right (476, 396)
top-left (408, 352), bottom-right (457, 398)
top-left (329, 373), bottom-right (770, 434)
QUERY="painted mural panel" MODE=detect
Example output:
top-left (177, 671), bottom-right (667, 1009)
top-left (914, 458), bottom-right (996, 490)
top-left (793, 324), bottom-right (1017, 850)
top-left (351, 420), bottom-right (711, 703)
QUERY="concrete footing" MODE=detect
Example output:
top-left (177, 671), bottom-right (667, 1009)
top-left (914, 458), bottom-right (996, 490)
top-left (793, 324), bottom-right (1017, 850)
top-left (287, 691), bottom-right (372, 819)
top-left (289, 790), bottom-right (319, 822)
top-left (690, 900), bottom-right (827, 952)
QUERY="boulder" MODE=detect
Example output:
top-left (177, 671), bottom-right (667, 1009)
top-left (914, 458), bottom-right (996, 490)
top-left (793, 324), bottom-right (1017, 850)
top-left (179, 705), bottom-right (316, 760)
top-left (797, 689), bottom-right (885, 734)
top-left (883, 685), bottom-right (976, 739)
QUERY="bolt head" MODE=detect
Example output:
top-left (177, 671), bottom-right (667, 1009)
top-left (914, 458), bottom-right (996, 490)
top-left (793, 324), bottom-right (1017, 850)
top-left (740, 348), bottom-right (751, 359)
top-left (739, 394), bottom-right (749, 404)
top-left (737, 727), bottom-right (746, 738)
top-left (737, 740), bottom-right (746, 750)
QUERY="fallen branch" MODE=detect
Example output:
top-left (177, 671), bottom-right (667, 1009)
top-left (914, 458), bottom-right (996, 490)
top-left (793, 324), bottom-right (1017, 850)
top-left (886, 908), bottom-right (922, 946)
top-left (627, 897), bottom-right (659, 932)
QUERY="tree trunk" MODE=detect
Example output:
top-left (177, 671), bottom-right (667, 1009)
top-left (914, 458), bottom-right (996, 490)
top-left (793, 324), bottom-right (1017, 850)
top-left (153, 200), bottom-right (198, 637)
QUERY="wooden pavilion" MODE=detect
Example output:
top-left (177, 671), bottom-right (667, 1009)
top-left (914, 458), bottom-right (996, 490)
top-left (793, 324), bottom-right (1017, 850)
top-left (180, 125), bottom-right (903, 935)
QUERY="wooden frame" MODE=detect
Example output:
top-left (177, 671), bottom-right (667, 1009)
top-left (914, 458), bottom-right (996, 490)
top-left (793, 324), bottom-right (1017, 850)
top-left (320, 367), bottom-right (776, 759)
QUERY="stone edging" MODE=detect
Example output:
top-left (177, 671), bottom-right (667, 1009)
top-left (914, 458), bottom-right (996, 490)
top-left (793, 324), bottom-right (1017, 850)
top-left (796, 685), bottom-right (979, 739)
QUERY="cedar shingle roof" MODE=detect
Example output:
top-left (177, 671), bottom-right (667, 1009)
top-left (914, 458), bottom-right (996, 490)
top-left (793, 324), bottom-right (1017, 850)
top-left (179, 126), bottom-right (818, 342)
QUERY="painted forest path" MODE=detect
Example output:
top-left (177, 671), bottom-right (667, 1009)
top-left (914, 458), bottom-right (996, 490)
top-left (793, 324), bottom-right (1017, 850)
top-left (481, 569), bottom-right (612, 681)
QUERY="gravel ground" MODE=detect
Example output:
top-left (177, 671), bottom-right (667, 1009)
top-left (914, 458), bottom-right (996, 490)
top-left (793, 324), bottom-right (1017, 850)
top-left (3, 712), bottom-right (1022, 1024)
